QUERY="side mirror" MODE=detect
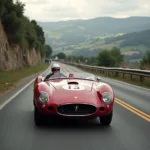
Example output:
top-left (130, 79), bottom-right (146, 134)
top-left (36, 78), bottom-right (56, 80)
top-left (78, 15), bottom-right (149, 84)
top-left (96, 77), bottom-right (101, 82)
top-left (41, 77), bottom-right (45, 81)
top-left (38, 76), bottom-right (44, 82)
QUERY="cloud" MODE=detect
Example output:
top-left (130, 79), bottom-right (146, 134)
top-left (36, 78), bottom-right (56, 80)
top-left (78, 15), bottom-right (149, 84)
top-left (22, 0), bottom-right (150, 21)
top-left (22, 0), bottom-right (49, 5)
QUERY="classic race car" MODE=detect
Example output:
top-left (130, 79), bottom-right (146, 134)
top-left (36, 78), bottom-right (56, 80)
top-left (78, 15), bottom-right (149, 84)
top-left (33, 73), bottom-right (115, 126)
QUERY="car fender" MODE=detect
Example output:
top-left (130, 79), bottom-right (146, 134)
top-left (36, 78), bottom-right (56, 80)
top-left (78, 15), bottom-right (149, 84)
top-left (96, 82), bottom-right (115, 106)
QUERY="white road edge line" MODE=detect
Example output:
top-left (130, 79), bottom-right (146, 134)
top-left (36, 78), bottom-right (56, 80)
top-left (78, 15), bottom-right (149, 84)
top-left (0, 66), bottom-right (50, 111)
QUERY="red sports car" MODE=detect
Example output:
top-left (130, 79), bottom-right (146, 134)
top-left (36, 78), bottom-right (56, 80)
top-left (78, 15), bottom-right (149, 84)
top-left (33, 73), bottom-right (115, 126)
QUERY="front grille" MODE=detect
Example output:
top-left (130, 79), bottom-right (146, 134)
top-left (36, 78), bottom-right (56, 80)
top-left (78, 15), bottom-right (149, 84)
top-left (57, 104), bottom-right (97, 116)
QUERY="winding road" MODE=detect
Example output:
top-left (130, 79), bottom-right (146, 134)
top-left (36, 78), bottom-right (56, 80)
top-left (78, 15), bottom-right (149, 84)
top-left (0, 62), bottom-right (150, 150)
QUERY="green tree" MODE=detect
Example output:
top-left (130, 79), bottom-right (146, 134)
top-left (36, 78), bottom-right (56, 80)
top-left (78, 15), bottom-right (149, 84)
top-left (78, 55), bottom-right (85, 62)
top-left (110, 47), bottom-right (124, 66)
top-left (88, 56), bottom-right (97, 65)
top-left (31, 20), bottom-right (45, 45)
top-left (57, 52), bottom-right (66, 59)
top-left (25, 19), bottom-right (37, 48)
top-left (140, 52), bottom-right (150, 67)
top-left (0, 0), bottom-right (6, 17)
top-left (14, 0), bottom-right (25, 18)
top-left (97, 50), bottom-right (116, 67)
top-left (45, 44), bottom-right (53, 58)
top-left (2, 11), bottom-right (25, 44)
top-left (0, 0), bottom-right (49, 58)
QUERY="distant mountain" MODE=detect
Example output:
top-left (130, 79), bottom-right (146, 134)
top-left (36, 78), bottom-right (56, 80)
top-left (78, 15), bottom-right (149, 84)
top-left (38, 16), bottom-right (150, 48)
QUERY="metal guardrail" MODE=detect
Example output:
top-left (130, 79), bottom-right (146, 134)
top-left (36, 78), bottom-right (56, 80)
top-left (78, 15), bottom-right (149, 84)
top-left (63, 62), bottom-right (150, 83)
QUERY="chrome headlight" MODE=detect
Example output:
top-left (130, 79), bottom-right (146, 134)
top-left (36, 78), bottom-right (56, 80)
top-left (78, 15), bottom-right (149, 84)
top-left (102, 92), bottom-right (113, 104)
top-left (38, 92), bottom-right (49, 104)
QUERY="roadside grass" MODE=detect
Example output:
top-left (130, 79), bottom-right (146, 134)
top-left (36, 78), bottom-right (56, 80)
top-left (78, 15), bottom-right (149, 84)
top-left (0, 64), bottom-right (49, 95)
top-left (71, 65), bottom-right (150, 88)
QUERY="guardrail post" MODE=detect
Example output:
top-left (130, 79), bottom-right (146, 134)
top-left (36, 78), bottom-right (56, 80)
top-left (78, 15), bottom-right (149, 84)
top-left (140, 76), bottom-right (144, 82)
top-left (116, 72), bottom-right (119, 77)
top-left (123, 73), bottom-right (125, 78)
top-left (130, 74), bottom-right (133, 80)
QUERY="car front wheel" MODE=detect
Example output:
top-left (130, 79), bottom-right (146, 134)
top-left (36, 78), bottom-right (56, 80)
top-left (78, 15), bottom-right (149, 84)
top-left (34, 107), bottom-right (44, 126)
top-left (99, 111), bottom-right (113, 126)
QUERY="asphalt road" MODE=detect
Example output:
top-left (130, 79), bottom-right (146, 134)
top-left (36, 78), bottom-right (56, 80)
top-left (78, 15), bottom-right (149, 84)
top-left (0, 63), bottom-right (150, 150)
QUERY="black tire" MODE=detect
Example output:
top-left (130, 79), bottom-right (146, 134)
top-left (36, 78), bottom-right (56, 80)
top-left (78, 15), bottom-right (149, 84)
top-left (34, 107), bottom-right (44, 126)
top-left (100, 111), bottom-right (113, 126)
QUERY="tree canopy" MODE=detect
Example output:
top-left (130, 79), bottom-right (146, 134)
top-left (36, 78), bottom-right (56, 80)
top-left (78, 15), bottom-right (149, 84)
top-left (0, 0), bottom-right (51, 58)
top-left (140, 52), bottom-right (150, 68)
top-left (57, 52), bottom-right (66, 59)
top-left (45, 44), bottom-right (53, 58)
top-left (52, 52), bottom-right (66, 59)
top-left (97, 47), bottom-right (124, 67)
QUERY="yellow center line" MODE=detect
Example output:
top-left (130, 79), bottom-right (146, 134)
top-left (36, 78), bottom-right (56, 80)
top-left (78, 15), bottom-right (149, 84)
top-left (115, 98), bottom-right (150, 122)
top-left (60, 64), bottom-right (69, 73)
top-left (61, 63), bottom-right (150, 122)
top-left (115, 98), bottom-right (150, 118)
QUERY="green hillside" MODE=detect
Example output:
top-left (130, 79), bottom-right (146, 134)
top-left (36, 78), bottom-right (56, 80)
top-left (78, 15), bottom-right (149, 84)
top-left (38, 16), bottom-right (150, 49)
top-left (53, 29), bottom-right (150, 62)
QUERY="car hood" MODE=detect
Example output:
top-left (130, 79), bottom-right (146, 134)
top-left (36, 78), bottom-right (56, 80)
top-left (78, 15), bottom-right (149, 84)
top-left (47, 79), bottom-right (98, 105)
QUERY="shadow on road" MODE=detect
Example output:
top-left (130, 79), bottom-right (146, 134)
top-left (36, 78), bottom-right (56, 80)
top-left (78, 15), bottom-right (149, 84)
top-left (33, 117), bottom-right (113, 132)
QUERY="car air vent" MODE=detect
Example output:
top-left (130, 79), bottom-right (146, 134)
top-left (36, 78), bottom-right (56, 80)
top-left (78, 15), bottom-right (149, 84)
top-left (68, 81), bottom-right (78, 84)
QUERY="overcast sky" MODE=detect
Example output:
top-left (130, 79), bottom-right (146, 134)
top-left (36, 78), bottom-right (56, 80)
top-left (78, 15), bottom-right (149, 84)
top-left (21, 0), bottom-right (150, 22)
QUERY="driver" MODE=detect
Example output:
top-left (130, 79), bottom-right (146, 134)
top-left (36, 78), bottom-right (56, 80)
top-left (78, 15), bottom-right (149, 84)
top-left (44, 63), bottom-right (66, 80)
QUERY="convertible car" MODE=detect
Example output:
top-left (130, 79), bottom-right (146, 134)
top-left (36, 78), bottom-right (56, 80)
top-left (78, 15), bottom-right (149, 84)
top-left (33, 73), bottom-right (115, 126)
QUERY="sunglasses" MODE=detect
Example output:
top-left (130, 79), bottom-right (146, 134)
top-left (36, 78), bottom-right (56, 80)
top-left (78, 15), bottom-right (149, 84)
top-left (53, 68), bottom-right (60, 71)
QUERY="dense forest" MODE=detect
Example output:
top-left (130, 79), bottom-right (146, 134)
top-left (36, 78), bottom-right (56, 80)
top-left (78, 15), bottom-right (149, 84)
top-left (0, 0), bottom-right (51, 58)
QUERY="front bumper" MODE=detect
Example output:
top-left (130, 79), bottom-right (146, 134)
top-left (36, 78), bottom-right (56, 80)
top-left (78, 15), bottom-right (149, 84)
top-left (35, 102), bottom-right (114, 118)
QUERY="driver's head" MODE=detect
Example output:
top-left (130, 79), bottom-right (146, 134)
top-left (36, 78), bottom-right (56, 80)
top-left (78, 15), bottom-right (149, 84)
top-left (51, 63), bottom-right (60, 74)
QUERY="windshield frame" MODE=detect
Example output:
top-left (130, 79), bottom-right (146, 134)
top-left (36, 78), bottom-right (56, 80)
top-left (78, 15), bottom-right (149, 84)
top-left (44, 77), bottom-right (96, 82)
